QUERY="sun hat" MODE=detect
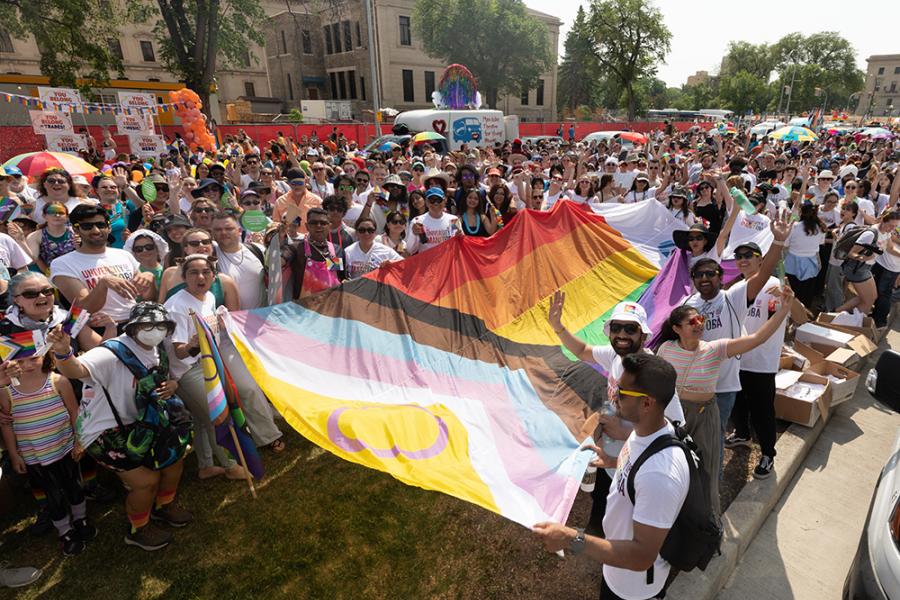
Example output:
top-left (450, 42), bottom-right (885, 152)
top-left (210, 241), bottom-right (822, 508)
top-left (603, 302), bottom-right (652, 336)
top-left (673, 222), bottom-right (716, 251)
top-left (125, 302), bottom-right (175, 331)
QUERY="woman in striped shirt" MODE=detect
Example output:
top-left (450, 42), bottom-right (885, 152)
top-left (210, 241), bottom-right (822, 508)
top-left (0, 354), bottom-right (96, 556)
top-left (655, 286), bottom-right (793, 518)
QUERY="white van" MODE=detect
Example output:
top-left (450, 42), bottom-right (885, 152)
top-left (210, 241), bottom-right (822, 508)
top-left (392, 109), bottom-right (519, 151)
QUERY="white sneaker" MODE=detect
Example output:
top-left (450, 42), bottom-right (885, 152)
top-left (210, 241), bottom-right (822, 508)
top-left (0, 564), bottom-right (42, 588)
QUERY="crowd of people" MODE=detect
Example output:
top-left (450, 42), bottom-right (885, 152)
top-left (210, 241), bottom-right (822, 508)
top-left (0, 120), bottom-right (898, 597)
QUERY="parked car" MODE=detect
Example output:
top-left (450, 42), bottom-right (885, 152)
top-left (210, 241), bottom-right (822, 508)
top-left (581, 131), bottom-right (635, 147)
top-left (749, 121), bottom-right (786, 138)
top-left (844, 350), bottom-right (900, 599)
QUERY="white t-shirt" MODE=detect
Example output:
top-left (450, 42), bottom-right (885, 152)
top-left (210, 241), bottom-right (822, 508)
top-left (873, 193), bottom-right (892, 215)
top-left (603, 422), bottom-right (690, 600)
top-left (50, 248), bottom-right (141, 323)
top-left (0, 232), bottom-right (32, 269)
top-left (854, 229), bottom-right (890, 265)
top-left (406, 212), bottom-right (458, 255)
top-left (215, 244), bottom-right (264, 310)
top-left (854, 198), bottom-right (875, 226)
top-left (164, 289), bottom-right (217, 367)
top-left (689, 245), bottom-right (721, 268)
top-left (344, 241), bottom-right (401, 279)
top-left (622, 187), bottom-right (658, 204)
top-left (730, 277), bottom-right (787, 373)
top-left (308, 179), bottom-right (334, 198)
top-left (613, 171), bottom-right (637, 192)
top-left (818, 206), bottom-right (840, 229)
top-left (875, 231), bottom-right (900, 272)
top-left (541, 192), bottom-right (568, 211)
top-left (684, 288), bottom-right (743, 393)
top-left (76, 335), bottom-right (177, 447)
top-left (786, 222), bottom-right (825, 257)
top-left (591, 346), bottom-right (686, 478)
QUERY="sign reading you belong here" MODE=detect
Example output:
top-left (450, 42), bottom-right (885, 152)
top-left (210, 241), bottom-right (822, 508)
top-left (46, 133), bottom-right (89, 154)
top-left (118, 91), bottom-right (158, 114)
top-left (37, 86), bottom-right (83, 112)
top-left (115, 112), bottom-right (155, 135)
top-left (129, 134), bottom-right (167, 157)
top-left (30, 110), bottom-right (74, 135)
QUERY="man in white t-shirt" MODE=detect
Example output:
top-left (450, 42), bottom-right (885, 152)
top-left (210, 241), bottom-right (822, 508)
top-left (548, 296), bottom-right (685, 537)
top-left (0, 230), bottom-right (32, 272)
top-left (723, 242), bottom-right (790, 480)
top-left (534, 353), bottom-right (688, 600)
top-left (406, 188), bottom-right (461, 255)
top-left (344, 217), bottom-right (401, 279)
top-left (211, 211), bottom-right (265, 310)
top-left (50, 204), bottom-right (154, 326)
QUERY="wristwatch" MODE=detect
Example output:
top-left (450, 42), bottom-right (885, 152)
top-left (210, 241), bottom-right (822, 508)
top-left (569, 527), bottom-right (586, 555)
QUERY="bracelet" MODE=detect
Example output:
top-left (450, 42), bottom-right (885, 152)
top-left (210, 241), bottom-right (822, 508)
top-left (772, 240), bottom-right (785, 246)
top-left (53, 349), bottom-right (74, 361)
top-left (553, 327), bottom-right (565, 334)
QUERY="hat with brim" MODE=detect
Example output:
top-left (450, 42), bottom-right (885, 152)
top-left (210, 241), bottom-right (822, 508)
top-left (602, 301), bottom-right (652, 336)
top-left (817, 169), bottom-right (835, 180)
top-left (673, 223), bottom-right (716, 251)
top-left (422, 167), bottom-right (450, 187)
top-left (125, 301), bottom-right (175, 332)
top-left (123, 228), bottom-right (170, 258)
top-left (191, 178), bottom-right (224, 198)
top-left (733, 241), bottom-right (762, 256)
top-left (383, 174), bottom-right (404, 188)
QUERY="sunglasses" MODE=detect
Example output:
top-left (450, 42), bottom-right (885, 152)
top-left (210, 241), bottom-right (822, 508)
top-left (45, 207), bottom-right (68, 217)
top-left (357, 227), bottom-right (376, 234)
top-left (16, 287), bottom-right (55, 299)
top-left (734, 250), bottom-right (759, 260)
top-left (616, 388), bottom-right (646, 399)
top-left (356, 179), bottom-right (370, 184)
top-left (155, 185), bottom-right (170, 192)
top-left (75, 222), bottom-right (109, 231)
top-left (338, 184), bottom-right (354, 191)
top-left (389, 219), bottom-right (406, 225)
top-left (312, 168), bottom-right (324, 172)
top-left (193, 207), bottom-right (215, 214)
top-left (45, 178), bottom-right (68, 185)
top-left (426, 197), bottom-right (443, 204)
top-left (132, 243), bottom-right (157, 252)
top-left (608, 322), bottom-right (640, 335)
top-left (687, 314), bottom-right (706, 327)
top-left (241, 200), bottom-right (261, 206)
top-left (687, 235), bottom-right (706, 242)
top-left (247, 160), bottom-right (259, 165)
top-left (289, 179), bottom-right (306, 186)
top-left (692, 270), bottom-right (719, 280)
top-left (185, 238), bottom-right (213, 247)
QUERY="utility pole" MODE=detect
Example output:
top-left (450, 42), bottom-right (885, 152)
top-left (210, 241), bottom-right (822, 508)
top-left (784, 59), bottom-right (798, 119)
top-left (364, 0), bottom-right (381, 137)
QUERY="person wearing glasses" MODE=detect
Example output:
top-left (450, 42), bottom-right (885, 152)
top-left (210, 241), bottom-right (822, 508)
top-left (32, 169), bottom-right (86, 226)
top-left (671, 176), bottom-right (739, 268)
top-left (406, 188), bottom-right (461, 255)
top-left (272, 168), bottom-right (322, 236)
top-left (123, 229), bottom-right (169, 300)
top-left (50, 205), bottom-right (154, 327)
top-left (233, 153), bottom-right (262, 188)
top-left (377, 210), bottom-right (408, 256)
top-left (23, 202), bottom-right (74, 276)
top-left (288, 207), bottom-right (346, 299)
top-left (655, 288), bottom-right (793, 519)
top-left (188, 198), bottom-right (217, 231)
top-left (321, 195), bottom-right (355, 253)
top-left (158, 228), bottom-right (239, 309)
top-left (344, 217), bottom-right (401, 280)
top-left (548, 296), bottom-right (685, 538)
top-left (308, 161), bottom-right (334, 197)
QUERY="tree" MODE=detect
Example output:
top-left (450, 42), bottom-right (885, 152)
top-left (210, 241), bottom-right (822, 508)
top-left (586, 0), bottom-right (672, 120)
top-left (557, 6), bottom-right (598, 113)
top-left (0, 0), bottom-right (124, 90)
top-left (414, 0), bottom-right (552, 109)
top-left (720, 41), bottom-right (774, 82)
top-left (718, 70), bottom-right (770, 115)
top-left (127, 0), bottom-right (267, 113)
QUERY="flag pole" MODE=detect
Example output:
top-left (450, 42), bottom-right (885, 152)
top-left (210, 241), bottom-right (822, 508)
top-left (229, 425), bottom-right (258, 499)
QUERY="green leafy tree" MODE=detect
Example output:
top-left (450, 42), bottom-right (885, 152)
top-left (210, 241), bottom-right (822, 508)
top-left (720, 41), bottom-right (775, 81)
top-left (414, 0), bottom-right (551, 109)
top-left (127, 0), bottom-right (267, 113)
top-left (718, 70), bottom-right (770, 115)
top-left (586, 0), bottom-right (672, 120)
top-left (557, 6), bottom-right (598, 113)
top-left (0, 0), bottom-right (124, 90)
top-left (680, 80), bottom-right (715, 110)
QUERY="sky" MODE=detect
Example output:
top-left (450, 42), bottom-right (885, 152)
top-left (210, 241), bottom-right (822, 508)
top-left (526, 0), bottom-right (900, 88)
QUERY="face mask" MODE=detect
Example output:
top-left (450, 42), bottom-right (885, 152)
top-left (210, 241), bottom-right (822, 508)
top-left (135, 327), bottom-right (168, 347)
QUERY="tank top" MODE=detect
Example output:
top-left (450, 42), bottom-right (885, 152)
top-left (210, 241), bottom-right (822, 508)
top-left (165, 276), bottom-right (226, 307)
top-left (38, 227), bottom-right (77, 268)
top-left (9, 375), bottom-right (74, 466)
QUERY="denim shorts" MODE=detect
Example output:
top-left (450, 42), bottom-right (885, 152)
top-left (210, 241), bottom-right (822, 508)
top-left (842, 259), bottom-right (873, 283)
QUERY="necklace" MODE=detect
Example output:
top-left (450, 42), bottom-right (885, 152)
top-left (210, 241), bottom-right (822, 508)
top-left (219, 245), bottom-right (245, 266)
top-left (462, 212), bottom-right (481, 235)
top-left (309, 240), bottom-right (331, 260)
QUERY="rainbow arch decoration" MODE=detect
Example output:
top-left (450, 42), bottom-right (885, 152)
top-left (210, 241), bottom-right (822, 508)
top-left (224, 202), bottom-right (660, 527)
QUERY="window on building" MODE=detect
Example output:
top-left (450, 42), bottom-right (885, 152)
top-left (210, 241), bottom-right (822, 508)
top-left (287, 73), bottom-right (294, 100)
top-left (302, 30), bottom-right (312, 54)
top-left (343, 21), bottom-right (352, 53)
top-left (280, 31), bottom-right (288, 54)
top-left (140, 40), bottom-right (156, 62)
top-left (355, 22), bottom-right (362, 47)
top-left (891, 81), bottom-right (897, 93)
top-left (324, 26), bottom-right (333, 54)
top-left (536, 79), bottom-right (545, 106)
top-left (878, 67), bottom-right (885, 75)
top-left (402, 69), bottom-right (414, 102)
top-left (338, 71), bottom-right (347, 99)
top-left (424, 71), bottom-right (435, 100)
top-left (147, 78), bottom-right (160, 83)
top-left (889, 98), bottom-right (895, 108)
top-left (330, 72), bottom-right (338, 98)
top-left (0, 30), bottom-right (12, 53)
top-left (895, 67), bottom-right (900, 74)
top-left (244, 81), bottom-right (256, 97)
top-left (360, 75), bottom-right (366, 101)
top-left (348, 70), bottom-right (357, 99)
top-left (520, 87), bottom-right (529, 105)
top-left (107, 38), bottom-right (123, 60)
top-left (875, 85), bottom-right (881, 92)
top-left (399, 16), bottom-right (411, 46)
top-left (332, 23), bottom-right (342, 53)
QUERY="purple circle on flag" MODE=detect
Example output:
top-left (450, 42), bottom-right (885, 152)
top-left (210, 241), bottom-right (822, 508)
top-left (326, 404), bottom-right (449, 460)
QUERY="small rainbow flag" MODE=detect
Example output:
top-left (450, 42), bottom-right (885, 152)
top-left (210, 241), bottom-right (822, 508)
top-left (0, 197), bottom-right (18, 222)
top-left (62, 304), bottom-right (90, 337)
top-left (0, 330), bottom-right (47, 361)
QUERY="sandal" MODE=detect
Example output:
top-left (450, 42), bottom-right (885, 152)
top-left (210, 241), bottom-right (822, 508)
top-left (268, 439), bottom-right (286, 454)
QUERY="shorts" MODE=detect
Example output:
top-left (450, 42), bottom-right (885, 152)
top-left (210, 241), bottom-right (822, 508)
top-left (841, 259), bottom-right (874, 283)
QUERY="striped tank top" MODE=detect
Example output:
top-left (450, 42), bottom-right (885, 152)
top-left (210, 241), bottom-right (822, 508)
top-left (9, 375), bottom-right (74, 466)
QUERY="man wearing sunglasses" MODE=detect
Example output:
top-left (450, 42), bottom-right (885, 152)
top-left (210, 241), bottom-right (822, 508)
top-left (272, 168), bottom-right (322, 235)
top-left (548, 295), bottom-right (686, 538)
top-left (50, 205), bottom-right (154, 327)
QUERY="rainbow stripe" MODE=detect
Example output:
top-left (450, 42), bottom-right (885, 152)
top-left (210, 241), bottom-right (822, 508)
top-left (225, 202), bottom-right (660, 527)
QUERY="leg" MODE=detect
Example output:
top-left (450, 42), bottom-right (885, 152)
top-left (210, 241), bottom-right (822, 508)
top-left (714, 392), bottom-right (736, 478)
top-left (682, 401), bottom-right (722, 519)
top-left (177, 363), bottom-right (236, 473)
top-left (824, 263), bottom-right (845, 312)
top-left (731, 373), bottom-right (752, 440)
top-left (852, 277), bottom-right (878, 315)
top-left (747, 372), bottom-right (777, 459)
top-left (116, 467), bottom-right (161, 532)
top-left (25, 463), bottom-right (70, 535)
top-left (586, 468), bottom-right (613, 537)
top-left (872, 264), bottom-right (897, 327)
top-left (220, 336), bottom-right (282, 447)
top-left (150, 459), bottom-right (193, 528)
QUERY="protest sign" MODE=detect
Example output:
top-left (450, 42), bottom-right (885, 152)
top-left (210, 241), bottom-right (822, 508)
top-left (45, 133), bottom-right (89, 154)
top-left (37, 86), bottom-right (83, 112)
top-left (30, 110), bottom-right (74, 135)
top-left (129, 134), bottom-right (167, 158)
top-left (116, 112), bottom-right (155, 135)
top-left (118, 91), bottom-right (158, 114)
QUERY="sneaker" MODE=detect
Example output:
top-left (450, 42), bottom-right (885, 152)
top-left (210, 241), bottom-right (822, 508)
top-left (60, 530), bottom-right (85, 556)
top-left (73, 518), bottom-right (98, 542)
top-left (151, 503), bottom-right (193, 528)
top-left (28, 508), bottom-right (52, 537)
top-left (753, 455), bottom-right (775, 480)
top-left (84, 483), bottom-right (117, 503)
top-left (0, 565), bottom-right (42, 588)
top-left (124, 524), bottom-right (173, 551)
top-left (724, 433), bottom-right (752, 449)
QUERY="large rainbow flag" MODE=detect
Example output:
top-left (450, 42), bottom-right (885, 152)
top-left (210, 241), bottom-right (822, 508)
top-left (224, 201), bottom-right (660, 527)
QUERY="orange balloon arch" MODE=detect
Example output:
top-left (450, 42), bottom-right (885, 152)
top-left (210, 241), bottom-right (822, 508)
top-left (168, 89), bottom-right (217, 151)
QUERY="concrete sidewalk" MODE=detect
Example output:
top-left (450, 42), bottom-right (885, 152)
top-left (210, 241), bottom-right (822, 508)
top-left (718, 327), bottom-right (900, 600)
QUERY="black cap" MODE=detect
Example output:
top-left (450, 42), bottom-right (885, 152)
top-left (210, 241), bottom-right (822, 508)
top-left (734, 241), bottom-right (762, 255)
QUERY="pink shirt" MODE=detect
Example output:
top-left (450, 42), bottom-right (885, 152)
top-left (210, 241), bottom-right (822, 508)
top-left (656, 339), bottom-right (729, 396)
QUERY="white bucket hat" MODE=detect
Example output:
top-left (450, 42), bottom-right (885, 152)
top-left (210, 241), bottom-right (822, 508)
top-left (602, 302), bottom-right (652, 336)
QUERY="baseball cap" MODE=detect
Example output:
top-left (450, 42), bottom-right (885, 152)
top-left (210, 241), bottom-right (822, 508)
top-left (487, 168), bottom-right (502, 177)
top-left (733, 241), bottom-right (762, 256)
top-left (603, 302), bottom-right (652, 336)
top-left (424, 187), bottom-right (445, 200)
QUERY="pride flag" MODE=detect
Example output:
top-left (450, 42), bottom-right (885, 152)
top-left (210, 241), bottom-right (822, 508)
top-left (224, 202), bottom-right (659, 527)
top-left (193, 313), bottom-right (264, 479)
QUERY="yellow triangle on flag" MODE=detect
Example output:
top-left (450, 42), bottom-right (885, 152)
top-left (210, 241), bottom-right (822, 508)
top-left (0, 337), bottom-right (22, 361)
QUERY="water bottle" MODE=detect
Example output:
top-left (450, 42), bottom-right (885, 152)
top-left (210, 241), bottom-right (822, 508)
top-left (580, 464), bottom-right (596, 493)
top-left (600, 402), bottom-right (618, 456)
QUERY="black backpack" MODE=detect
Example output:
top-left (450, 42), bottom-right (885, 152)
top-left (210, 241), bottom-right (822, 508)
top-left (833, 225), bottom-right (882, 262)
top-left (626, 424), bottom-right (722, 583)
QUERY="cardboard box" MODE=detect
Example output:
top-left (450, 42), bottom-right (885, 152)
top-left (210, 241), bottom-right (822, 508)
top-left (815, 312), bottom-right (878, 345)
top-left (794, 322), bottom-right (877, 368)
top-left (775, 372), bottom-right (832, 427)
top-left (806, 361), bottom-right (859, 407)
